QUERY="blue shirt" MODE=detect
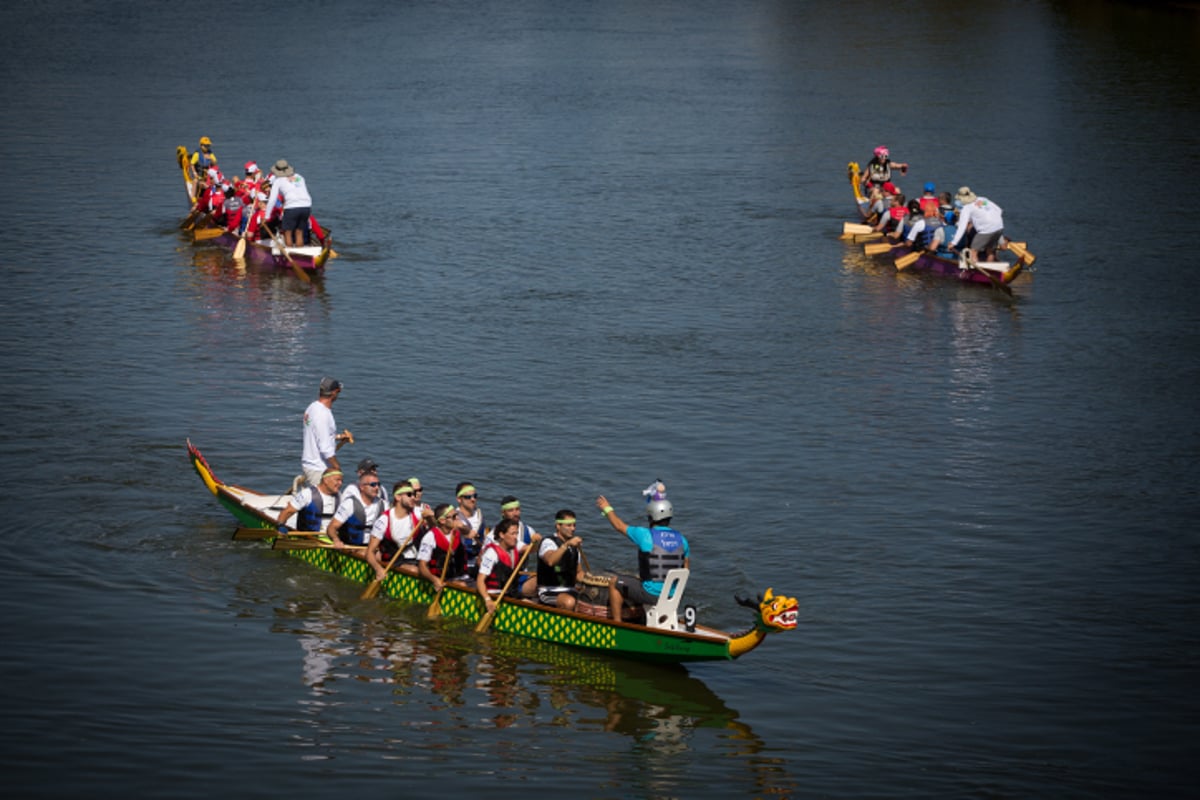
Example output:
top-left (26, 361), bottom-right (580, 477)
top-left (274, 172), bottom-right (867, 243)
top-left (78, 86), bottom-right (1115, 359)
top-left (625, 524), bottom-right (689, 595)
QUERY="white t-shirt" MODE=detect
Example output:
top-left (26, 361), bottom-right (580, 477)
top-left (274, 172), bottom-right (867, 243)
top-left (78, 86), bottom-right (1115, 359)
top-left (416, 528), bottom-right (453, 562)
top-left (341, 482), bottom-right (391, 511)
top-left (301, 400), bottom-right (336, 472)
top-left (950, 197), bottom-right (1004, 247)
top-left (266, 173), bottom-right (312, 211)
top-left (289, 486), bottom-right (337, 517)
top-left (332, 494), bottom-right (384, 528)
top-left (372, 507), bottom-right (422, 558)
top-left (477, 542), bottom-right (530, 580)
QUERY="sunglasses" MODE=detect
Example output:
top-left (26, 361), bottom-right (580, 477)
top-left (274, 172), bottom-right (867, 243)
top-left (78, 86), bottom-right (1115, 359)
top-left (460, 493), bottom-right (477, 500)
top-left (364, 481), bottom-right (380, 488)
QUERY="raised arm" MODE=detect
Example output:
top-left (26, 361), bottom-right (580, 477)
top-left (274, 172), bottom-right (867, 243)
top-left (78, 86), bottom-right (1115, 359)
top-left (595, 495), bottom-right (629, 536)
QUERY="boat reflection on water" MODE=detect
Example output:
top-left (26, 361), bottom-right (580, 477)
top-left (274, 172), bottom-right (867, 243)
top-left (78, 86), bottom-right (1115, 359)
top-left (268, 595), bottom-right (795, 795)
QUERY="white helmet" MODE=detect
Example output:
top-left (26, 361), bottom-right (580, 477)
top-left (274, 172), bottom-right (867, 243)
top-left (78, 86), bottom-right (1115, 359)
top-left (647, 498), bottom-right (673, 522)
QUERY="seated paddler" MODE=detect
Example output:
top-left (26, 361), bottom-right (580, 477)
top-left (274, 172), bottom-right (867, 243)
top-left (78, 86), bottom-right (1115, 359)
top-left (326, 470), bottom-right (386, 550)
top-left (417, 504), bottom-right (470, 592)
top-left (595, 481), bottom-right (690, 623)
top-left (475, 518), bottom-right (539, 615)
top-left (274, 467), bottom-right (343, 533)
top-left (365, 481), bottom-right (431, 581)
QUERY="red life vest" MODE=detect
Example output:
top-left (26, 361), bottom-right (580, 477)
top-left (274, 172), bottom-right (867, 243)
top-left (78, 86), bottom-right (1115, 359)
top-left (483, 542), bottom-right (519, 591)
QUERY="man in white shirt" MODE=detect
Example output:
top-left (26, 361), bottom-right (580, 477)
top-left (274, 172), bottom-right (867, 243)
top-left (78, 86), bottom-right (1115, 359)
top-left (949, 186), bottom-right (1005, 263)
top-left (301, 377), bottom-right (351, 487)
top-left (265, 159), bottom-right (313, 248)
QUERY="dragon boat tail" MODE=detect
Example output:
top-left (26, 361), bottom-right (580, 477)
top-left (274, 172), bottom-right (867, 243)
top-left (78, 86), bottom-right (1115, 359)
top-left (187, 441), bottom-right (798, 664)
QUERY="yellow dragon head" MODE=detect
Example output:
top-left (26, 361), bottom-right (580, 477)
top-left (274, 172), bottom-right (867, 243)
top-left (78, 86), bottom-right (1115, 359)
top-left (737, 588), bottom-right (798, 632)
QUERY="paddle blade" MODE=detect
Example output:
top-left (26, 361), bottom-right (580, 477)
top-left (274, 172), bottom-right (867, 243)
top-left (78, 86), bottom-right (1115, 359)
top-left (853, 232), bottom-right (883, 243)
top-left (192, 227), bottom-right (225, 241)
top-left (894, 252), bottom-right (920, 271)
top-left (360, 579), bottom-right (383, 600)
top-left (864, 242), bottom-right (893, 255)
top-left (233, 235), bottom-right (247, 259)
top-left (1007, 241), bottom-right (1036, 265)
top-left (843, 222), bottom-right (874, 235)
top-left (233, 527), bottom-right (276, 540)
top-left (426, 596), bottom-right (443, 619)
top-left (474, 608), bottom-right (497, 633)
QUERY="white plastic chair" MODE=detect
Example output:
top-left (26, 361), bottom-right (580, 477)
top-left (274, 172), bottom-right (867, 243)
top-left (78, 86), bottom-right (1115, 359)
top-left (645, 568), bottom-right (689, 631)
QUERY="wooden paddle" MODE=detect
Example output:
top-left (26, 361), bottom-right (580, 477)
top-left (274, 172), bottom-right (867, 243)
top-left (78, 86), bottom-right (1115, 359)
top-left (192, 227), bottom-right (225, 241)
top-left (894, 251), bottom-right (921, 271)
top-left (960, 253), bottom-right (1014, 297)
top-left (425, 533), bottom-right (458, 619)
top-left (232, 226), bottom-right (249, 259)
top-left (1006, 240), bottom-right (1036, 266)
top-left (266, 225), bottom-right (311, 283)
top-left (842, 222), bottom-right (874, 236)
top-left (474, 541), bottom-right (534, 633)
top-left (361, 517), bottom-right (425, 600)
top-left (864, 242), bottom-right (896, 256)
top-left (233, 527), bottom-right (325, 541)
top-left (272, 537), bottom-right (364, 551)
top-left (853, 232), bottom-right (883, 243)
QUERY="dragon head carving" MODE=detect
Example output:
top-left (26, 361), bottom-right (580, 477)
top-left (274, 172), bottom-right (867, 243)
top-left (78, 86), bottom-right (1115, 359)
top-left (736, 588), bottom-right (798, 632)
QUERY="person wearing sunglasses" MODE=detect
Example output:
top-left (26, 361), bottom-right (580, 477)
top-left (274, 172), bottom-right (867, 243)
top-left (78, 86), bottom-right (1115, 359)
top-left (274, 467), bottom-right (343, 533)
top-left (366, 481), bottom-right (432, 582)
top-left (326, 470), bottom-right (386, 548)
top-left (455, 482), bottom-right (486, 575)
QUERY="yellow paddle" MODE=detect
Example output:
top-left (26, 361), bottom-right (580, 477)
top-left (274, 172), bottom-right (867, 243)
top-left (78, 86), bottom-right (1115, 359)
top-left (474, 542), bottom-right (534, 633)
top-left (840, 222), bottom-right (874, 239)
top-left (894, 251), bottom-right (921, 271)
top-left (361, 516), bottom-right (425, 600)
top-left (864, 242), bottom-right (895, 256)
top-left (426, 532), bottom-right (459, 619)
top-left (1006, 240), bottom-right (1036, 266)
top-left (192, 226), bottom-right (225, 242)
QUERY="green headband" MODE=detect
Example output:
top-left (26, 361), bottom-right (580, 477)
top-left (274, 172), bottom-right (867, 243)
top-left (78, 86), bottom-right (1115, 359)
top-left (322, 469), bottom-right (343, 478)
top-left (555, 517), bottom-right (576, 525)
top-left (457, 485), bottom-right (477, 498)
top-left (394, 487), bottom-right (414, 498)
top-left (501, 501), bottom-right (520, 511)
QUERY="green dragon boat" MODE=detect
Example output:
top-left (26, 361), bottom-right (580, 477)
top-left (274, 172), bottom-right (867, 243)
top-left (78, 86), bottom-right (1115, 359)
top-left (188, 440), bottom-right (798, 664)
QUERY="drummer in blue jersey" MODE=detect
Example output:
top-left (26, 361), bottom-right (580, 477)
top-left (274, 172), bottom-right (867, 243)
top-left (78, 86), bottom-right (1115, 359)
top-left (595, 481), bottom-right (690, 622)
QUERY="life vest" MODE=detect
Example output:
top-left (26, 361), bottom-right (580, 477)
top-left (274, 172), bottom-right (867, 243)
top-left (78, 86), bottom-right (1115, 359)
top-left (341, 495), bottom-right (382, 546)
top-left (637, 526), bottom-right (687, 583)
top-left (296, 487), bottom-right (335, 531)
top-left (426, 527), bottom-right (465, 577)
top-left (459, 508), bottom-right (486, 561)
top-left (866, 157), bottom-right (891, 185)
top-left (917, 216), bottom-right (945, 250)
top-left (536, 540), bottom-right (579, 589)
top-left (192, 148), bottom-right (217, 171)
top-left (919, 195), bottom-right (939, 217)
top-left (483, 542), bottom-right (519, 591)
top-left (375, 507), bottom-right (420, 558)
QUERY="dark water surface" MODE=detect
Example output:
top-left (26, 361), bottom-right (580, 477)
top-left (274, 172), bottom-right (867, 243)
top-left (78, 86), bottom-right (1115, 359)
top-left (2, 1), bottom-right (1198, 797)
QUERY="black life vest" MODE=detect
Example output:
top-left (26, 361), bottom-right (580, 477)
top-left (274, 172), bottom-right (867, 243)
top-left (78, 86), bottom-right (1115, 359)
top-left (536, 540), bottom-right (579, 589)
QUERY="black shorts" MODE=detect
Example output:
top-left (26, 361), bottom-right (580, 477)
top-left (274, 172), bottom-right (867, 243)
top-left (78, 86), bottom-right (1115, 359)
top-left (281, 206), bottom-right (311, 233)
top-left (613, 572), bottom-right (657, 606)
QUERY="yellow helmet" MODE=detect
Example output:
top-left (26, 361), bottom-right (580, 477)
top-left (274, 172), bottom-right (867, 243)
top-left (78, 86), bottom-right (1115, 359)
top-left (199, 136), bottom-right (212, 146)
